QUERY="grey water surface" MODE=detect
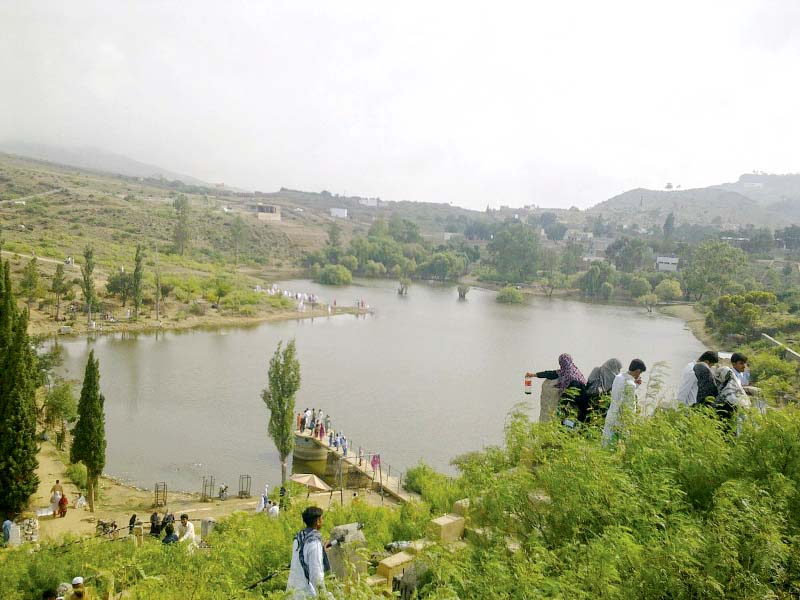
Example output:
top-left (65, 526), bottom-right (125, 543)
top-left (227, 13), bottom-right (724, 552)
top-left (54, 279), bottom-right (704, 492)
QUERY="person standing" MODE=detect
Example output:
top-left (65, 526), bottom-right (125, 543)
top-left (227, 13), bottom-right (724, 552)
top-left (128, 514), bottom-right (137, 534)
top-left (2, 516), bottom-right (12, 546)
top-left (286, 506), bottom-right (330, 598)
top-left (602, 359), bottom-right (646, 446)
top-left (526, 353), bottom-right (589, 423)
top-left (268, 501), bottom-right (280, 518)
top-left (677, 351), bottom-right (719, 407)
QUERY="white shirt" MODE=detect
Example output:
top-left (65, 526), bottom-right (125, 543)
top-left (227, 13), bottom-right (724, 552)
top-left (734, 368), bottom-right (750, 386)
top-left (286, 533), bottom-right (327, 598)
top-left (602, 372), bottom-right (638, 446)
top-left (177, 520), bottom-right (196, 543)
top-left (268, 504), bottom-right (279, 518)
top-left (676, 361), bottom-right (698, 406)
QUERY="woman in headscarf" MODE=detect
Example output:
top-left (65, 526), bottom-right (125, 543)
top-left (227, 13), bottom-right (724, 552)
top-left (585, 358), bottom-right (623, 419)
top-left (526, 353), bottom-right (589, 423)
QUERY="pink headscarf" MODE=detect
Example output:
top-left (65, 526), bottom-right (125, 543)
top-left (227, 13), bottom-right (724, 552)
top-left (557, 353), bottom-right (586, 391)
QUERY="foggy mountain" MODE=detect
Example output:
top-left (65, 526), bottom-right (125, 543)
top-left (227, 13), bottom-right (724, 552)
top-left (0, 141), bottom-right (210, 187)
top-left (589, 173), bottom-right (800, 227)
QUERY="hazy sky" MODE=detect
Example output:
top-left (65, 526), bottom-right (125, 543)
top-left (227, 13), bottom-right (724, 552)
top-left (2, 1), bottom-right (799, 209)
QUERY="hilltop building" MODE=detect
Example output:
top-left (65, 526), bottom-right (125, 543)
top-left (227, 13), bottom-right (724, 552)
top-left (330, 208), bottom-right (348, 219)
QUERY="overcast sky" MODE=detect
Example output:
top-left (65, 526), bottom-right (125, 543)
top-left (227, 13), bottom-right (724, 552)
top-left (1, 1), bottom-right (799, 209)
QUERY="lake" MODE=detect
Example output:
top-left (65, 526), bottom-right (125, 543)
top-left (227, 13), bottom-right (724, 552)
top-left (54, 279), bottom-right (704, 493)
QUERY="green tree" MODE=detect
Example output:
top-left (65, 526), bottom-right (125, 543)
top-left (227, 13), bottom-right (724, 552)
top-left (316, 264), bottom-right (352, 285)
top-left (20, 256), bottom-right (39, 309)
top-left (80, 245), bottom-right (96, 323)
top-left (545, 222), bottom-right (568, 241)
top-left (682, 240), bottom-right (747, 300)
top-left (70, 350), bottom-right (106, 512)
top-left (636, 293), bottom-right (659, 312)
top-left (0, 277), bottom-right (40, 516)
top-left (173, 194), bottom-right (191, 255)
top-left (496, 286), bottom-right (525, 304)
top-left (605, 237), bottom-right (653, 272)
top-left (44, 381), bottom-right (77, 429)
top-left (705, 291), bottom-right (776, 336)
top-left (629, 277), bottom-right (652, 298)
top-left (579, 262), bottom-right (616, 297)
top-left (655, 278), bottom-right (682, 301)
top-left (132, 244), bottom-right (144, 319)
top-left (663, 212), bottom-right (675, 239)
top-left (487, 223), bottom-right (540, 282)
top-left (261, 340), bottom-right (300, 484)
top-left (560, 242), bottom-right (584, 275)
top-left (106, 270), bottom-right (133, 306)
top-left (50, 263), bottom-right (69, 321)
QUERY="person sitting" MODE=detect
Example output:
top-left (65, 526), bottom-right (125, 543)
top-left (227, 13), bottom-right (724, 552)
top-left (677, 351), bottom-right (719, 407)
top-left (714, 365), bottom-right (751, 420)
top-left (731, 352), bottom-right (750, 387)
top-left (585, 358), bottom-right (622, 419)
top-left (149, 511), bottom-right (161, 537)
top-left (162, 523), bottom-right (178, 544)
top-left (177, 514), bottom-right (196, 544)
top-left (268, 500), bottom-right (280, 518)
top-left (526, 353), bottom-right (589, 424)
top-left (58, 494), bottom-right (68, 518)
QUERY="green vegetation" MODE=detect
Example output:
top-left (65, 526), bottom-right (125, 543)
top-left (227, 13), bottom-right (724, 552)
top-left (262, 340), bottom-right (300, 484)
top-left (496, 286), bottom-right (524, 304)
top-left (315, 264), bottom-right (353, 286)
top-left (5, 407), bottom-right (800, 598)
top-left (70, 351), bottom-right (106, 512)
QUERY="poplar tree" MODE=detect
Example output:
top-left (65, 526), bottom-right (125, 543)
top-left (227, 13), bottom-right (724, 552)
top-left (20, 256), bottom-right (39, 309)
top-left (132, 244), bottom-right (144, 319)
top-left (70, 350), bottom-right (106, 512)
top-left (0, 262), bottom-right (40, 516)
top-left (51, 263), bottom-right (68, 321)
top-left (261, 339), bottom-right (300, 484)
top-left (173, 195), bottom-right (191, 255)
top-left (80, 245), bottom-right (96, 323)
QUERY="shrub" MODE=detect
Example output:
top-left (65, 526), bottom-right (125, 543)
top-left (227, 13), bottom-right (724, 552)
top-left (496, 286), bottom-right (524, 304)
top-left (188, 302), bottom-right (206, 316)
top-left (316, 264), bottom-right (353, 286)
top-left (655, 278), bottom-right (682, 301)
top-left (65, 462), bottom-right (87, 490)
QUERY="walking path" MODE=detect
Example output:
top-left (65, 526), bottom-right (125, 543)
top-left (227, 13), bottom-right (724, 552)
top-left (295, 429), bottom-right (420, 504)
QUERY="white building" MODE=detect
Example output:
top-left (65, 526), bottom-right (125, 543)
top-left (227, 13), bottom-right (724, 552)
top-left (358, 198), bottom-right (379, 207)
top-left (330, 207), bottom-right (348, 219)
top-left (656, 256), bottom-right (679, 272)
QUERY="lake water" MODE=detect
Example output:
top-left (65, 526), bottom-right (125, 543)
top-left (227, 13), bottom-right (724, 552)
top-left (54, 279), bottom-right (704, 492)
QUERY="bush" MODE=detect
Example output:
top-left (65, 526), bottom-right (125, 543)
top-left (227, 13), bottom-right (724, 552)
top-left (65, 462), bottom-right (87, 490)
top-left (188, 302), bottom-right (206, 316)
top-left (316, 264), bottom-right (353, 286)
top-left (496, 286), bottom-right (524, 304)
top-left (628, 277), bottom-right (651, 298)
top-left (655, 278), bottom-right (682, 301)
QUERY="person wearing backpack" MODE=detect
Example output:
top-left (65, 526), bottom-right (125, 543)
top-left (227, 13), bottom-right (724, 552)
top-left (286, 506), bottom-right (331, 598)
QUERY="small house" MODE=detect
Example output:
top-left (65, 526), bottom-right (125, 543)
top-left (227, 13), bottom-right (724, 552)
top-left (656, 256), bottom-right (679, 272)
top-left (330, 208), bottom-right (348, 219)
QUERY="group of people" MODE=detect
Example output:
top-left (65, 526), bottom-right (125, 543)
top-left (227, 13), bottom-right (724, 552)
top-left (39, 575), bottom-right (90, 600)
top-left (527, 350), bottom-right (756, 446)
top-left (146, 510), bottom-right (196, 545)
top-left (297, 407), bottom-right (357, 459)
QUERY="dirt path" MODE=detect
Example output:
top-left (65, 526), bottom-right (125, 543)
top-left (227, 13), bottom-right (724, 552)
top-left (32, 441), bottom-right (396, 543)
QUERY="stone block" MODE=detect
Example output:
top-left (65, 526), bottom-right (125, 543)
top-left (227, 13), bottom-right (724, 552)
top-left (452, 498), bottom-right (470, 517)
top-left (376, 551), bottom-right (414, 584)
top-left (366, 574), bottom-right (388, 589)
top-left (428, 514), bottom-right (465, 543)
top-left (406, 539), bottom-right (433, 555)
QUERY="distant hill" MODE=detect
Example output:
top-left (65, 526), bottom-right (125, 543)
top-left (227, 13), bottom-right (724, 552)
top-left (0, 141), bottom-right (211, 187)
top-left (589, 173), bottom-right (800, 228)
